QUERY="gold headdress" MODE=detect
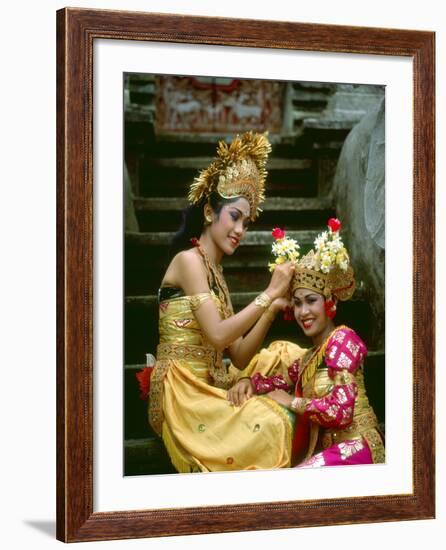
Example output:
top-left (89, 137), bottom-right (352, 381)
top-left (291, 218), bottom-right (356, 301)
top-left (188, 131), bottom-right (272, 220)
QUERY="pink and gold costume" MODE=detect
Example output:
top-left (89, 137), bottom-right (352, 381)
top-left (251, 325), bottom-right (385, 468)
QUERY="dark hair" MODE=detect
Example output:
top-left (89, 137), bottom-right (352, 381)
top-left (168, 192), bottom-right (240, 260)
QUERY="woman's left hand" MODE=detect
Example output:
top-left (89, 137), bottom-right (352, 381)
top-left (267, 389), bottom-right (293, 409)
top-left (270, 296), bottom-right (292, 313)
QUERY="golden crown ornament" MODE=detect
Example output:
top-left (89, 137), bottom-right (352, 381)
top-left (188, 131), bottom-right (272, 221)
top-left (290, 218), bottom-right (356, 301)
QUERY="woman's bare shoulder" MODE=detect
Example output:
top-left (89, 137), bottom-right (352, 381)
top-left (162, 248), bottom-right (206, 289)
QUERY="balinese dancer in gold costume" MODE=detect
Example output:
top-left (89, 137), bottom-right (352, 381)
top-left (137, 132), bottom-right (305, 473)
top-left (229, 219), bottom-right (385, 467)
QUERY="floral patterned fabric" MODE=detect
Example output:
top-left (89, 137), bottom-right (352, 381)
top-left (251, 326), bottom-right (384, 467)
top-left (298, 438), bottom-right (372, 468)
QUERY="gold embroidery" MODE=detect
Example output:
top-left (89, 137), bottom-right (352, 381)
top-left (157, 342), bottom-right (216, 365)
top-left (332, 369), bottom-right (356, 386)
top-left (197, 245), bottom-right (234, 319)
top-left (157, 342), bottom-right (232, 390)
top-left (148, 359), bottom-right (170, 436)
top-left (300, 325), bottom-right (349, 387)
top-left (321, 410), bottom-right (379, 449)
top-left (363, 428), bottom-right (385, 463)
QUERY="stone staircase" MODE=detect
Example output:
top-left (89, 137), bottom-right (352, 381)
top-left (124, 76), bottom-right (385, 475)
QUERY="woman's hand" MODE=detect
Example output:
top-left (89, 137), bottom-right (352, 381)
top-left (227, 378), bottom-right (255, 407)
top-left (267, 389), bottom-right (294, 409)
top-left (270, 295), bottom-right (292, 314)
top-left (265, 262), bottom-right (295, 301)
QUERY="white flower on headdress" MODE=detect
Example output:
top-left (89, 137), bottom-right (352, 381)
top-left (313, 221), bottom-right (349, 273)
top-left (269, 229), bottom-right (300, 272)
top-left (314, 231), bottom-right (328, 251)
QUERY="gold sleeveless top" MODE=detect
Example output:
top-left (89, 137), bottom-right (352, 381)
top-left (156, 290), bottom-right (232, 388)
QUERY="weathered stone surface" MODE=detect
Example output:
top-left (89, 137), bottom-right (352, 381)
top-left (364, 103), bottom-right (385, 249)
top-left (324, 84), bottom-right (385, 122)
top-left (124, 163), bottom-right (139, 232)
top-left (332, 98), bottom-right (385, 347)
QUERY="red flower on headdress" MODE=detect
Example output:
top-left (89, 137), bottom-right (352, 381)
top-left (272, 227), bottom-right (286, 240)
top-left (136, 367), bottom-right (153, 400)
top-left (327, 218), bottom-right (341, 232)
top-left (190, 237), bottom-right (200, 247)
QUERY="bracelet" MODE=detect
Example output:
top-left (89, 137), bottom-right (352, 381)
top-left (290, 397), bottom-right (300, 411)
top-left (254, 292), bottom-right (272, 309)
top-left (263, 307), bottom-right (276, 323)
top-left (290, 396), bottom-right (308, 414)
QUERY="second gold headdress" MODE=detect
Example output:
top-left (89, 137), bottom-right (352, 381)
top-left (291, 218), bottom-right (356, 302)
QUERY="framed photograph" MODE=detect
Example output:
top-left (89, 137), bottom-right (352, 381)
top-left (56, 7), bottom-right (435, 542)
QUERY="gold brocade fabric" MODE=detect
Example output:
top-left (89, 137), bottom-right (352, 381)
top-left (148, 292), bottom-right (306, 473)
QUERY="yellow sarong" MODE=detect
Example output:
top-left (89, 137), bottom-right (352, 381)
top-left (148, 293), bottom-right (305, 473)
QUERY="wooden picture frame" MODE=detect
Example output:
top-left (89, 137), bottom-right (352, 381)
top-left (56, 7), bottom-right (435, 542)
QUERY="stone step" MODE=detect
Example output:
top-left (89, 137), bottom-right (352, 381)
top-left (124, 104), bottom-right (155, 123)
top-left (127, 81), bottom-right (156, 95)
top-left (149, 157), bottom-right (313, 170)
top-left (292, 90), bottom-right (330, 103)
top-left (125, 229), bottom-right (318, 247)
top-left (292, 81), bottom-right (335, 92)
top-left (304, 118), bottom-right (358, 131)
top-left (124, 437), bottom-right (176, 476)
top-left (139, 180), bottom-right (319, 198)
top-left (133, 197), bottom-right (334, 233)
top-left (147, 132), bottom-right (294, 146)
top-left (134, 196), bottom-right (333, 213)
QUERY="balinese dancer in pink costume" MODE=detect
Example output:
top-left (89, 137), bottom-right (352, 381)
top-left (228, 218), bottom-right (385, 467)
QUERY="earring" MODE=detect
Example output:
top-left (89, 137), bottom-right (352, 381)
top-left (324, 299), bottom-right (337, 319)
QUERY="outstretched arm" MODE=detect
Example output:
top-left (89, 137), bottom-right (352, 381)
top-left (226, 297), bottom-right (291, 368)
top-left (170, 250), bottom-right (294, 353)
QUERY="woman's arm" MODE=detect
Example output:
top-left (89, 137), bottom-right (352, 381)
top-left (267, 329), bottom-right (366, 426)
top-left (226, 297), bottom-right (290, 368)
top-left (265, 371), bottom-right (357, 428)
top-left (292, 373), bottom-right (358, 427)
top-left (227, 354), bottom-right (297, 406)
top-left (170, 250), bottom-right (294, 352)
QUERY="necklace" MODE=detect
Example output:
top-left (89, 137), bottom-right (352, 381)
top-left (197, 244), bottom-right (233, 319)
top-left (300, 325), bottom-right (348, 387)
